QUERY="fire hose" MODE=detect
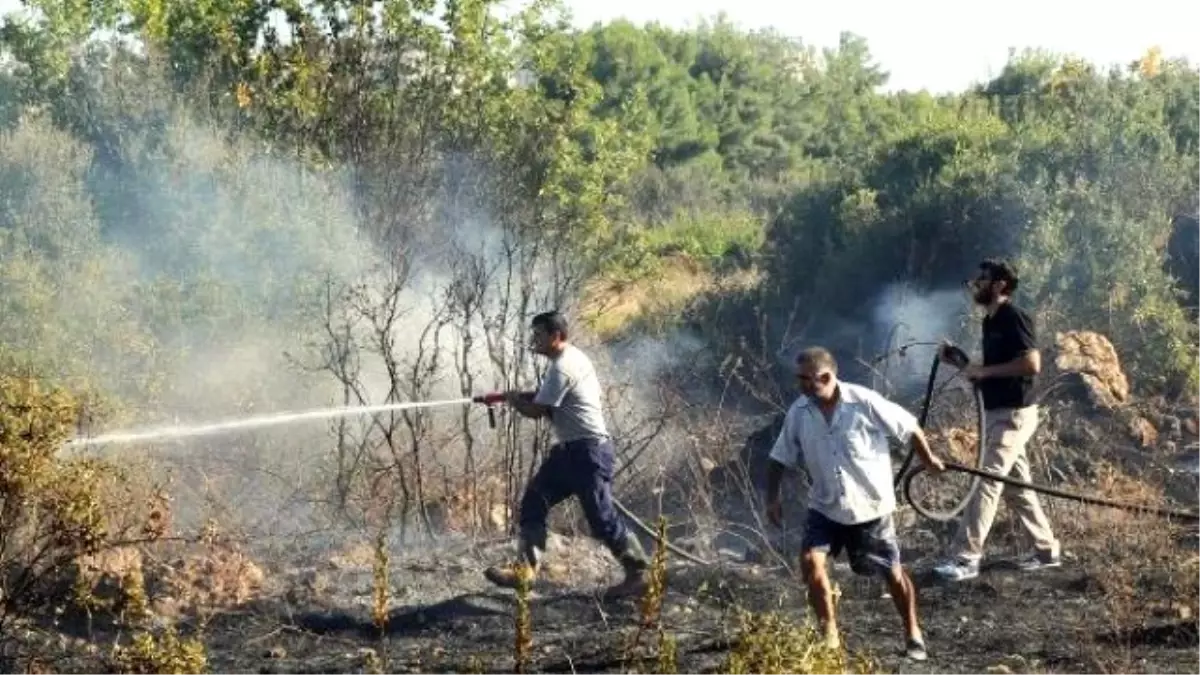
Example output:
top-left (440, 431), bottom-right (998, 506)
top-left (473, 355), bottom-right (1199, 569)
top-left (471, 392), bottom-right (715, 565)
top-left (897, 346), bottom-right (1200, 523)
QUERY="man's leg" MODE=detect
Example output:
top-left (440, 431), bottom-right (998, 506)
top-left (846, 514), bottom-right (927, 661)
top-left (1001, 407), bottom-right (1061, 570)
top-left (934, 407), bottom-right (1037, 581)
top-left (799, 510), bottom-right (840, 649)
top-left (485, 448), bottom-right (572, 589)
top-left (574, 438), bottom-right (650, 596)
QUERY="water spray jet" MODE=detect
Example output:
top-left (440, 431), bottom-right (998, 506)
top-left (67, 397), bottom-right (490, 448)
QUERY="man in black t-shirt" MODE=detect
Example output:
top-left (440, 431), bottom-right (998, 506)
top-left (932, 259), bottom-right (1061, 582)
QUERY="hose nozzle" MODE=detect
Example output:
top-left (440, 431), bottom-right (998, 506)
top-left (472, 392), bottom-right (505, 428)
top-left (472, 392), bottom-right (507, 406)
top-left (939, 343), bottom-right (970, 369)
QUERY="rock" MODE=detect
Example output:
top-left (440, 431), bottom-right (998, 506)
top-left (1184, 417), bottom-right (1199, 437)
top-left (1128, 416), bottom-right (1159, 448)
top-left (1050, 331), bottom-right (1130, 410)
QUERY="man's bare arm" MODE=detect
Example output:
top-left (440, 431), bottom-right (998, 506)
top-left (766, 459), bottom-right (787, 504)
top-left (909, 427), bottom-right (944, 473)
top-left (506, 391), bottom-right (551, 419)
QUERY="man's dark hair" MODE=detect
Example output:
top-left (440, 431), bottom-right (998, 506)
top-left (980, 258), bottom-right (1020, 295)
top-left (531, 310), bottom-right (569, 340)
top-left (796, 346), bottom-right (838, 374)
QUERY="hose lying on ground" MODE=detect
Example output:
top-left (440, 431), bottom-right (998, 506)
top-left (616, 347), bottom-right (1199, 567)
top-left (903, 459), bottom-right (1200, 522)
top-left (896, 349), bottom-right (1200, 524)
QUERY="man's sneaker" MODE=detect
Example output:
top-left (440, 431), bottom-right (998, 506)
top-left (931, 557), bottom-right (980, 582)
top-left (905, 636), bottom-right (928, 662)
top-left (1016, 547), bottom-right (1062, 572)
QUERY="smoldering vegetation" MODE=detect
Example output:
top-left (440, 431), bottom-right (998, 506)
top-left (0, 3), bottom-right (1197, 672)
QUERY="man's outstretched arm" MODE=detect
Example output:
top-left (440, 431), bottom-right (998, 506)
top-left (506, 391), bottom-right (550, 419)
top-left (908, 427), bottom-right (944, 473)
top-left (867, 391), bottom-right (944, 473)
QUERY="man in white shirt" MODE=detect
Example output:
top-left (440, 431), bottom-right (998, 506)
top-left (764, 346), bottom-right (944, 661)
top-left (484, 311), bottom-right (651, 597)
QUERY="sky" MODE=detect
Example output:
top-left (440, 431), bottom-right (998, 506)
top-left (556, 0), bottom-right (1200, 93)
top-left (1, 0), bottom-right (1197, 93)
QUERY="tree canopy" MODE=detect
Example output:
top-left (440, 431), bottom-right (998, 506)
top-left (1, 0), bottom-right (1196, 412)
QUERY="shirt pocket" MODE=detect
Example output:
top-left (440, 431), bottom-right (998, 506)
top-left (843, 416), bottom-right (878, 460)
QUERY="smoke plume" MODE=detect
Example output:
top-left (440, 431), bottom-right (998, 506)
top-left (0, 62), bottom-right (699, 554)
top-left (867, 282), bottom-right (975, 397)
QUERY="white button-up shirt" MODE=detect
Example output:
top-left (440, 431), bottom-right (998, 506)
top-left (768, 381), bottom-right (920, 525)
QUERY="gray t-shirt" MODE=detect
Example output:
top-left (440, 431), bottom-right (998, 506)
top-left (533, 344), bottom-right (609, 443)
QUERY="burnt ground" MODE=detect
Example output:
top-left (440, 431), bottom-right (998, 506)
top-left (8, 515), bottom-right (1198, 675)
top-left (7, 388), bottom-right (1199, 674)
top-left (213, 536), bottom-right (1200, 675)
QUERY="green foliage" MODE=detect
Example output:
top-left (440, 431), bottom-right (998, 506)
top-left (0, 0), bottom-right (1195, 403)
top-left (640, 211), bottom-right (763, 263)
top-left (0, 374), bottom-right (126, 626)
top-left (721, 609), bottom-right (876, 674)
top-left (109, 624), bottom-right (208, 674)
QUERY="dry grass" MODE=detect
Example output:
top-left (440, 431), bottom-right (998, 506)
top-left (623, 516), bottom-right (676, 673)
top-left (437, 473), bottom-right (511, 536)
top-left (513, 562), bottom-right (535, 674)
top-left (1055, 460), bottom-right (1173, 536)
top-left (581, 255), bottom-right (760, 339)
top-left (721, 609), bottom-right (877, 674)
top-left (107, 624), bottom-right (207, 674)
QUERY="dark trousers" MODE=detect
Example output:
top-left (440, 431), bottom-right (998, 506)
top-left (518, 436), bottom-right (629, 554)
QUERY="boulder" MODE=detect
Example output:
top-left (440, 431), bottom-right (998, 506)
top-left (1048, 331), bottom-right (1131, 410)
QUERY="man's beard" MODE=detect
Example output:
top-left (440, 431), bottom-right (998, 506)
top-left (972, 287), bottom-right (996, 305)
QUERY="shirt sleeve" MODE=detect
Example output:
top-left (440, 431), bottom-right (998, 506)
top-left (767, 404), bottom-right (803, 468)
top-left (533, 362), bottom-right (572, 407)
top-left (865, 390), bottom-right (920, 445)
top-left (1010, 307), bottom-right (1037, 353)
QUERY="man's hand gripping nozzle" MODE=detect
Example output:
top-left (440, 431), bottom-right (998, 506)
top-left (471, 391), bottom-right (534, 428)
top-left (472, 392), bottom-right (506, 428)
top-left (938, 342), bottom-right (970, 370)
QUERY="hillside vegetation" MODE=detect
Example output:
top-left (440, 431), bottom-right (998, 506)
top-left (0, 1), bottom-right (1197, 673)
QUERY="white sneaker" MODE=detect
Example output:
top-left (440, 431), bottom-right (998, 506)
top-left (932, 558), bottom-right (979, 582)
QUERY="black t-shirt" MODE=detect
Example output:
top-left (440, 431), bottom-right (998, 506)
top-left (979, 302), bottom-right (1037, 410)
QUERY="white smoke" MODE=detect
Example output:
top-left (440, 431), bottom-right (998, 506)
top-left (867, 282), bottom-right (975, 396)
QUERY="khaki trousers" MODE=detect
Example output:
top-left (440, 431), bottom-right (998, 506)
top-left (951, 405), bottom-right (1059, 561)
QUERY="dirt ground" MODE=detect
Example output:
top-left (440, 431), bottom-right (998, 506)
top-left (8, 333), bottom-right (1198, 674)
top-left (7, 515), bottom-right (1197, 675)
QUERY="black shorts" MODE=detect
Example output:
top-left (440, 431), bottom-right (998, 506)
top-left (801, 509), bottom-right (901, 577)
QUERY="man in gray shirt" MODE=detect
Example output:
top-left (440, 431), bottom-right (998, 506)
top-left (484, 311), bottom-right (651, 597)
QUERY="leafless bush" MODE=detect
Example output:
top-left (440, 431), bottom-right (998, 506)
top-left (300, 151), bottom-right (698, 545)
